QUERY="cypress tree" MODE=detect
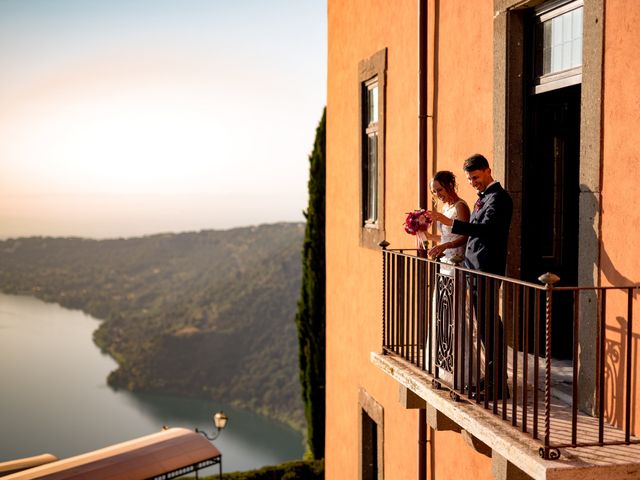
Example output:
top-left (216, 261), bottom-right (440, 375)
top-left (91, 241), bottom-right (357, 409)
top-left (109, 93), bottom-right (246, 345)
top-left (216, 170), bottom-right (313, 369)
top-left (295, 108), bottom-right (326, 459)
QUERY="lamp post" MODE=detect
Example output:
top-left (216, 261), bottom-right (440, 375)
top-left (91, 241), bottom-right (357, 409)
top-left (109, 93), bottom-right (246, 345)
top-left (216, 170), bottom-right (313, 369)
top-left (196, 411), bottom-right (229, 441)
top-left (194, 411), bottom-right (228, 480)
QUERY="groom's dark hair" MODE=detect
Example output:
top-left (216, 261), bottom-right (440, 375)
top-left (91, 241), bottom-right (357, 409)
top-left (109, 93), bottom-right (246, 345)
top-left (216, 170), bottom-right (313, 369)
top-left (463, 154), bottom-right (490, 172)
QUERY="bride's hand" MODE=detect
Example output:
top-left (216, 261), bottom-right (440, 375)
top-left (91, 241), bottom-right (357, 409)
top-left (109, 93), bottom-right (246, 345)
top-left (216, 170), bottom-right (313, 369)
top-left (428, 210), bottom-right (453, 226)
top-left (428, 243), bottom-right (447, 258)
top-left (428, 210), bottom-right (443, 221)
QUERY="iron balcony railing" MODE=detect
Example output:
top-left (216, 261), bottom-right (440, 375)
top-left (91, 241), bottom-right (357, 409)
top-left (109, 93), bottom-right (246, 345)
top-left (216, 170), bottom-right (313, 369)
top-left (381, 247), bottom-right (640, 459)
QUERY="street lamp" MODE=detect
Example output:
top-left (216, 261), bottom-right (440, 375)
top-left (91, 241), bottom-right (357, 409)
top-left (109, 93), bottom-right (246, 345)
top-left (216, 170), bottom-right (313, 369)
top-left (196, 411), bottom-right (229, 441)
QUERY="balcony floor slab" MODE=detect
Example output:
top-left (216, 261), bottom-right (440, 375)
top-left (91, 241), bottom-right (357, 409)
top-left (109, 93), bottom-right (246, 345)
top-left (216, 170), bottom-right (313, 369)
top-left (372, 351), bottom-right (640, 480)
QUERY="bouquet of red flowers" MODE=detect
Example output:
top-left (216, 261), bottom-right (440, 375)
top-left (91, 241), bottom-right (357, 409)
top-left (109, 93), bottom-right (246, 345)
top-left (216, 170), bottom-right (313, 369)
top-left (404, 209), bottom-right (432, 250)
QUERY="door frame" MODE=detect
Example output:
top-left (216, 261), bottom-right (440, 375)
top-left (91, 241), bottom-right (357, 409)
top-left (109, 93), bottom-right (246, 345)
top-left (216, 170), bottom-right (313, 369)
top-left (493, 0), bottom-right (604, 413)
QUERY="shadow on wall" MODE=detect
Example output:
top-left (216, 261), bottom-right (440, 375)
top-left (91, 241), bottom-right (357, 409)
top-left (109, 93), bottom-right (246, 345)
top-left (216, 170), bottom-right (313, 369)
top-left (604, 316), bottom-right (639, 435)
top-left (581, 188), bottom-right (640, 433)
top-left (581, 186), bottom-right (639, 288)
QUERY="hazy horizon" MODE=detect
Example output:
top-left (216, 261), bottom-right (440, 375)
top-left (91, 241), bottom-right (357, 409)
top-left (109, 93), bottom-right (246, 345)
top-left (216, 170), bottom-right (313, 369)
top-left (0, 192), bottom-right (307, 240)
top-left (0, 0), bottom-right (326, 239)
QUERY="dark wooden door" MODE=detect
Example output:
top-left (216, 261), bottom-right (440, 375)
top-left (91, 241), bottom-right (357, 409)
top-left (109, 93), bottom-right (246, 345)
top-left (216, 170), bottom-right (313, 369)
top-left (522, 84), bottom-right (580, 359)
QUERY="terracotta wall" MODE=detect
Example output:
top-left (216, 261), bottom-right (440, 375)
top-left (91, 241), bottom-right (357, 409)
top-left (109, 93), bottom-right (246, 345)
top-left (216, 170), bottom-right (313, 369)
top-left (431, 0), bottom-right (495, 213)
top-left (326, 0), bottom-right (421, 477)
top-left (600, 0), bottom-right (640, 432)
top-left (326, 0), bottom-right (496, 479)
top-left (601, 0), bottom-right (640, 284)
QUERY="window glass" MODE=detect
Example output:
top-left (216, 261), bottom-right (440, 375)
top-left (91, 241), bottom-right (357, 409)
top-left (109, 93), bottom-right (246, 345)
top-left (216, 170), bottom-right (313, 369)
top-left (366, 133), bottom-right (378, 223)
top-left (538, 6), bottom-right (583, 76)
top-left (368, 85), bottom-right (378, 124)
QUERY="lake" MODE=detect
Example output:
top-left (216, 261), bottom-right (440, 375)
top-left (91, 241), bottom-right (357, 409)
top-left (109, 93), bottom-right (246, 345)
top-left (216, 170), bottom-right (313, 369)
top-left (0, 293), bottom-right (304, 474)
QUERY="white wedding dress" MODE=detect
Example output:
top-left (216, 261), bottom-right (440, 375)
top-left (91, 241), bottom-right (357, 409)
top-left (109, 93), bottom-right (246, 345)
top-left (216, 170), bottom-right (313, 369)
top-left (439, 200), bottom-right (467, 266)
top-left (427, 199), bottom-right (484, 386)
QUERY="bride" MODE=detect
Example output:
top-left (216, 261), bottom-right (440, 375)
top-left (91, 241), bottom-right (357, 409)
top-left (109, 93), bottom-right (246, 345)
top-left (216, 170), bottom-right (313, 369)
top-left (422, 171), bottom-right (478, 386)
top-left (424, 170), bottom-right (470, 263)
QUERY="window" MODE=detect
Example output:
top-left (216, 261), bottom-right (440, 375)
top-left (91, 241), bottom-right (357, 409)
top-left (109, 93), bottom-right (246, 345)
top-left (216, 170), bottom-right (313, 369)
top-left (359, 388), bottom-right (384, 480)
top-left (358, 48), bottom-right (387, 248)
top-left (364, 79), bottom-right (379, 225)
top-left (361, 410), bottom-right (379, 479)
top-left (532, 0), bottom-right (584, 93)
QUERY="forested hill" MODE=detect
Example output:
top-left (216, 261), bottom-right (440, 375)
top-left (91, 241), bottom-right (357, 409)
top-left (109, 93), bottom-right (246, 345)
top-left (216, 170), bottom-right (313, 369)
top-left (0, 223), bottom-right (305, 429)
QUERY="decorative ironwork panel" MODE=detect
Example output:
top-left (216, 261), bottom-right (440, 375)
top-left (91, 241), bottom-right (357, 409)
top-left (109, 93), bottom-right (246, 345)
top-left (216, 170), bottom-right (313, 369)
top-left (435, 273), bottom-right (455, 376)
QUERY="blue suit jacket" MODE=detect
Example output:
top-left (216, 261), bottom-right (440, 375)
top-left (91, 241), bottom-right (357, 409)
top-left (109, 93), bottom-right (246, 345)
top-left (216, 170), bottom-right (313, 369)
top-left (451, 182), bottom-right (513, 275)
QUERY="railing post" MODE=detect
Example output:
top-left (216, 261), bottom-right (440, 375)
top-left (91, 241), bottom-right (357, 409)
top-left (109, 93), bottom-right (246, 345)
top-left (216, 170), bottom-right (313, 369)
top-left (538, 272), bottom-right (560, 460)
top-left (451, 257), bottom-right (464, 393)
top-left (625, 287), bottom-right (633, 444)
top-left (379, 240), bottom-right (390, 352)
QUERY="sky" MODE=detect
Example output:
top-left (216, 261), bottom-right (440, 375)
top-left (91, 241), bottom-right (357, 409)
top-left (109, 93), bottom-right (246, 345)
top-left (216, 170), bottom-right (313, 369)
top-left (0, 0), bottom-right (326, 239)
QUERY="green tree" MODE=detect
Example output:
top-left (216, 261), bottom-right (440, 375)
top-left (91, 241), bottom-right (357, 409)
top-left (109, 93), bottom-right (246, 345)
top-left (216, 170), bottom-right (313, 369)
top-left (295, 108), bottom-right (326, 459)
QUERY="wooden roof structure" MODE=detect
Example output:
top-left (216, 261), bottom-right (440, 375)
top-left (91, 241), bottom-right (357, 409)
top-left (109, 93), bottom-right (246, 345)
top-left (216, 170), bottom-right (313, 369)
top-left (2, 428), bottom-right (221, 480)
top-left (0, 454), bottom-right (58, 477)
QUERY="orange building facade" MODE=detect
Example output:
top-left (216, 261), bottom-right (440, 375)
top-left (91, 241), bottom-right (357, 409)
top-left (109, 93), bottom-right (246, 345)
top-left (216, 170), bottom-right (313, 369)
top-left (326, 1), bottom-right (640, 479)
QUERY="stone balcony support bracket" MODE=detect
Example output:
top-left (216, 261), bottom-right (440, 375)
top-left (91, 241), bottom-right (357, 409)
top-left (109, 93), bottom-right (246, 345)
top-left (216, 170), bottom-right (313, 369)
top-left (426, 403), bottom-right (461, 433)
top-left (493, 452), bottom-right (535, 480)
top-left (462, 429), bottom-right (493, 458)
top-left (399, 385), bottom-right (427, 409)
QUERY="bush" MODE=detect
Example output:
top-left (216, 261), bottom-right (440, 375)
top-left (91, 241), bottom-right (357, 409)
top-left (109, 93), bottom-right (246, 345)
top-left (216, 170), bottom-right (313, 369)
top-left (202, 459), bottom-right (324, 480)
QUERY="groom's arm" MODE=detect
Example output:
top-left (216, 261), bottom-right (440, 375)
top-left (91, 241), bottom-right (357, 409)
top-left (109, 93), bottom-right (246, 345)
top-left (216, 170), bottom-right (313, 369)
top-left (451, 194), bottom-right (512, 238)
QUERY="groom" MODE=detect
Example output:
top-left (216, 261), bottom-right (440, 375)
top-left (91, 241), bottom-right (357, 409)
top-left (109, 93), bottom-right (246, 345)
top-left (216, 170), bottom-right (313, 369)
top-left (452, 153), bottom-right (512, 276)
top-left (433, 154), bottom-right (513, 399)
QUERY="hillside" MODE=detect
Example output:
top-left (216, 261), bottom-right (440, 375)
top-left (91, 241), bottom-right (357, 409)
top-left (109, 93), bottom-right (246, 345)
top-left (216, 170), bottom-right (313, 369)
top-left (0, 223), bottom-right (305, 429)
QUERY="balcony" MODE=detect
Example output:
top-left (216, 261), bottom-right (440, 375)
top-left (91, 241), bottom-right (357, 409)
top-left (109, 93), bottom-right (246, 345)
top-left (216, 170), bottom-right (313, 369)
top-left (372, 248), bottom-right (640, 480)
